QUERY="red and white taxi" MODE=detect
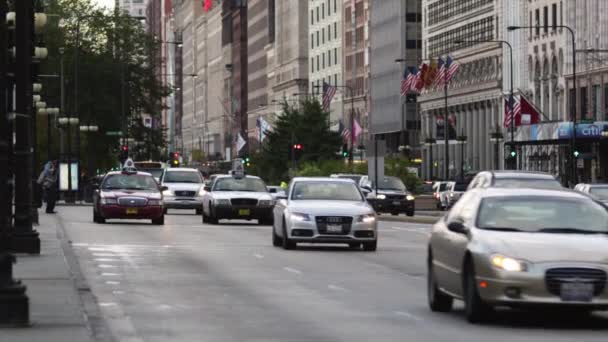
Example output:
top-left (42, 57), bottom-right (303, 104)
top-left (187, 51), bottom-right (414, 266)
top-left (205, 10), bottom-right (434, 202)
top-left (93, 167), bottom-right (166, 225)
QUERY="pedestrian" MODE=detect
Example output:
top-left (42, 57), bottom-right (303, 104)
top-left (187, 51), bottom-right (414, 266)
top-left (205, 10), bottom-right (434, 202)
top-left (38, 160), bottom-right (58, 214)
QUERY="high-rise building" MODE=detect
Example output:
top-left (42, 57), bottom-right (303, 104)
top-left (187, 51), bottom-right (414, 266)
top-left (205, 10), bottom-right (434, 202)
top-left (309, 0), bottom-right (343, 125)
top-left (369, 0), bottom-right (422, 155)
top-left (117, 0), bottom-right (149, 17)
top-left (419, 0), bottom-right (506, 179)
top-left (342, 0), bottom-right (370, 152)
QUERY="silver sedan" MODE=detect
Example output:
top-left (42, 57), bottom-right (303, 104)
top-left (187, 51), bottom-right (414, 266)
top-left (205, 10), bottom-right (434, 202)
top-left (427, 188), bottom-right (608, 323)
top-left (272, 177), bottom-right (377, 251)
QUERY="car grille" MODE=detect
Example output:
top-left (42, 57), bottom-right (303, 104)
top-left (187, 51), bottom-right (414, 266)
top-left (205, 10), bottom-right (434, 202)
top-left (175, 190), bottom-right (196, 197)
top-left (231, 198), bottom-right (258, 206)
top-left (545, 268), bottom-right (607, 296)
top-left (117, 197), bottom-right (148, 207)
top-left (385, 195), bottom-right (405, 200)
top-left (315, 216), bottom-right (353, 235)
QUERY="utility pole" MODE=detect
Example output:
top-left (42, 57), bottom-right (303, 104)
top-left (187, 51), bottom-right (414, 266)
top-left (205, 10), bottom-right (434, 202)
top-left (14, 0), bottom-right (40, 254)
top-left (0, 0), bottom-right (30, 325)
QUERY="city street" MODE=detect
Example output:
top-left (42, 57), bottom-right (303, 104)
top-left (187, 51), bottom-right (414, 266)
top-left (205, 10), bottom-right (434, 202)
top-left (56, 206), bottom-right (608, 342)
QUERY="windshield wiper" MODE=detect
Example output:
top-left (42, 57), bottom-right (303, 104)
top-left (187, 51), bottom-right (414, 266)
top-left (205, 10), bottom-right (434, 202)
top-left (481, 227), bottom-right (523, 232)
top-left (538, 228), bottom-right (606, 234)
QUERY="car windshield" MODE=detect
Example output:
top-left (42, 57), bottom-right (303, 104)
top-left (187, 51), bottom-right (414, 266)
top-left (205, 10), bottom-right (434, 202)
top-left (291, 182), bottom-right (363, 201)
top-left (213, 177), bottom-right (268, 192)
top-left (436, 183), bottom-right (447, 192)
top-left (102, 174), bottom-right (159, 191)
top-left (453, 183), bottom-right (467, 191)
top-left (589, 187), bottom-right (608, 200)
top-left (372, 177), bottom-right (406, 191)
top-left (493, 178), bottom-right (562, 189)
top-left (477, 196), bottom-right (608, 233)
top-left (163, 171), bottom-right (202, 183)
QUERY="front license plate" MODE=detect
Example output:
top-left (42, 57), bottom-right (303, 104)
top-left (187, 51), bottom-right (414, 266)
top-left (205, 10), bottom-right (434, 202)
top-left (238, 209), bottom-right (250, 216)
top-left (326, 224), bottom-right (343, 233)
top-left (126, 208), bottom-right (138, 215)
top-left (560, 282), bottom-right (594, 302)
top-left (392, 201), bottom-right (401, 206)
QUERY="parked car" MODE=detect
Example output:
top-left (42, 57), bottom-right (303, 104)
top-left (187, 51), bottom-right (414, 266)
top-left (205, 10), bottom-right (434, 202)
top-left (574, 183), bottom-right (608, 205)
top-left (272, 177), bottom-right (377, 251)
top-left (467, 171), bottom-right (562, 190)
top-left (428, 188), bottom-right (608, 323)
top-left (360, 176), bottom-right (415, 216)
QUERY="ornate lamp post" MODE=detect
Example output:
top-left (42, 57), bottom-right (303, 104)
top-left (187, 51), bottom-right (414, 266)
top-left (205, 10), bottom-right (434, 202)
top-left (424, 138), bottom-right (437, 180)
top-left (490, 126), bottom-right (505, 170)
top-left (456, 132), bottom-right (467, 178)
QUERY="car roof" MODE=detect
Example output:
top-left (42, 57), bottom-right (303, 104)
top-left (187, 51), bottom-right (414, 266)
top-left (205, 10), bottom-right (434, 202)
top-left (164, 168), bottom-right (200, 172)
top-left (477, 187), bottom-right (589, 200)
top-left (215, 174), bottom-right (261, 180)
top-left (330, 173), bottom-right (364, 177)
top-left (487, 171), bottom-right (555, 179)
top-left (587, 183), bottom-right (608, 187)
top-left (292, 177), bottom-right (356, 183)
top-left (105, 171), bottom-right (152, 176)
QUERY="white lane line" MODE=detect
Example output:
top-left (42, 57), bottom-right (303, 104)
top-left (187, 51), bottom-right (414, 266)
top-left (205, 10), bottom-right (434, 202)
top-left (101, 273), bottom-right (121, 277)
top-left (99, 302), bottom-right (118, 307)
top-left (395, 311), bottom-right (422, 321)
top-left (105, 281), bottom-right (121, 285)
top-left (92, 253), bottom-right (116, 257)
top-left (253, 253), bottom-right (264, 259)
top-left (328, 284), bottom-right (349, 292)
top-left (283, 267), bottom-right (302, 275)
top-left (95, 258), bottom-right (120, 262)
top-left (112, 290), bottom-right (125, 295)
top-left (98, 264), bottom-right (116, 269)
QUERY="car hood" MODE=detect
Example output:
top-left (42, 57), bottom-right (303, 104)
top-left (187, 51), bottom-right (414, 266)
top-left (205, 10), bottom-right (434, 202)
top-left (476, 230), bottom-right (608, 263)
top-left (163, 183), bottom-right (203, 192)
top-left (287, 200), bottom-right (374, 216)
top-left (213, 191), bottom-right (273, 201)
top-left (376, 189), bottom-right (408, 195)
top-left (101, 190), bottom-right (161, 199)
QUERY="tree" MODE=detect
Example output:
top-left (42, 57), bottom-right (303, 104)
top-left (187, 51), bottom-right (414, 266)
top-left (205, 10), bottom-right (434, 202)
top-left (254, 99), bottom-right (342, 183)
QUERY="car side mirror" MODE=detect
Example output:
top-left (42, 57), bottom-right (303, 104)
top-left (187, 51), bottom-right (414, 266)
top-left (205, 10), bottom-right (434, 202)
top-left (204, 185), bottom-right (211, 192)
top-left (268, 188), bottom-right (277, 193)
top-left (160, 186), bottom-right (169, 192)
top-left (447, 220), bottom-right (468, 234)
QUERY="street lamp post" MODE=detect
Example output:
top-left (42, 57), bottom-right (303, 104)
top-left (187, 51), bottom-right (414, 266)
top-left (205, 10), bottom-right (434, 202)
top-left (455, 39), bottom-right (514, 170)
top-left (508, 25), bottom-right (577, 186)
top-left (490, 126), bottom-right (504, 170)
top-left (456, 132), bottom-right (467, 178)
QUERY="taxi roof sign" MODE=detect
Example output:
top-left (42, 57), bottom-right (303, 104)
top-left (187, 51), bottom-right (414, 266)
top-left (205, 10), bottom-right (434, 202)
top-left (122, 158), bottom-right (137, 174)
top-left (231, 158), bottom-right (245, 179)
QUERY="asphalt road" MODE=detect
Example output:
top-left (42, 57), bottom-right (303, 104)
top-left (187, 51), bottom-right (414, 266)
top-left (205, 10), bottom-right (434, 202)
top-left (57, 207), bottom-right (608, 342)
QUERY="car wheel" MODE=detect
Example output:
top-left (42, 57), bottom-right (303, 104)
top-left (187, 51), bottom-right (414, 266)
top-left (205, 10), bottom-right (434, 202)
top-left (464, 261), bottom-right (492, 323)
top-left (93, 210), bottom-right (105, 224)
top-left (406, 209), bottom-right (415, 217)
top-left (282, 218), bottom-right (296, 250)
top-left (391, 211), bottom-right (399, 216)
top-left (152, 215), bottom-right (165, 225)
top-left (209, 207), bottom-right (219, 225)
top-left (195, 208), bottom-right (202, 215)
top-left (362, 240), bottom-right (377, 251)
top-left (272, 224), bottom-right (282, 247)
top-left (427, 259), bottom-right (453, 312)
top-left (163, 207), bottom-right (168, 214)
top-left (348, 243), bottom-right (361, 249)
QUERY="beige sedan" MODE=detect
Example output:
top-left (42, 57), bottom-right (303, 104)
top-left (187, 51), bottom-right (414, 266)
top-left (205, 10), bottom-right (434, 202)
top-left (427, 188), bottom-right (608, 323)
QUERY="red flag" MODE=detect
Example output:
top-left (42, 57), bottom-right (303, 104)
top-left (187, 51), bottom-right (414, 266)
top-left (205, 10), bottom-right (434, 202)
top-left (414, 63), bottom-right (428, 92)
top-left (203, 0), bottom-right (212, 12)
top-left (517, 94), bottom-right (540, 126)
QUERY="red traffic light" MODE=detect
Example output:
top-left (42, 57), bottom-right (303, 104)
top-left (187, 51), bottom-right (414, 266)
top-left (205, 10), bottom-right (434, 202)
top-left (293, 144), bottom-right (303, 150)
top-left (121, 145), bottom-right (128, 152)
top-left (173, 152), bottom-right (180, 158)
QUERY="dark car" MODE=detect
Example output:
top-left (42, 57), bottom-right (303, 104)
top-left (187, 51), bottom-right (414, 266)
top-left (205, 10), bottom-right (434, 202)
top-left (93, 169), bottom-right (166, 225)
top-left (361, 176), bottom-right (415, 216)
top-left (467, 171), bottom-right (562, 190)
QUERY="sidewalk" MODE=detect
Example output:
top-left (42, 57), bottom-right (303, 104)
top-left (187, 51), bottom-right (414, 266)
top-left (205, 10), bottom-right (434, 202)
top-left (4, 212), bottom-right (95, 342)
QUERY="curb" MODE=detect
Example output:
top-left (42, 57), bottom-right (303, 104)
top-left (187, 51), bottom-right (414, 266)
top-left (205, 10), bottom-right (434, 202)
top-left (378, 215), bottom-right (439, 224)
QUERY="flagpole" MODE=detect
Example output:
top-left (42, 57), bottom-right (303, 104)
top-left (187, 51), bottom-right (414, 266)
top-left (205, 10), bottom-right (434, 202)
top-left (444, 55), bottom-right (449, 180)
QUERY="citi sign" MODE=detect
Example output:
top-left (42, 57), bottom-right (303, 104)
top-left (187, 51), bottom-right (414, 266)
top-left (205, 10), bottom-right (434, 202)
top-left (579, 124), bottom-right (601, 137)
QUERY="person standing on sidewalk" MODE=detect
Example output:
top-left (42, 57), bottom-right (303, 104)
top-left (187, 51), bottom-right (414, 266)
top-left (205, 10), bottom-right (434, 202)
top-left (38, 160), bottom-right (59, 214)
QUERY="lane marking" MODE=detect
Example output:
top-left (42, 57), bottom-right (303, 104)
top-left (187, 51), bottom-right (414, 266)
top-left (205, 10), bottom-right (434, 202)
top-left (395, 311), bottom-right (422, 321)
top-left (101, 273), bottom-right (121, 277)
top-left (283, 267), bottom-right (302, 275)
top-left (105, 281), bottom-right (121, 285)
top-left (98, 264), bottom-right (116, 269)
top-left (328, 284), bottom-right (349, 292)
top-left (253, 253), bottom-right (264, 259)
top-left (93, 253), bottom-right (116, 257)
top-left (112, 290), bottom-right (125, 295)
top-left (99, 302), bottom-right (118, 307)
top-left (95, 258), bottom-right (120, 262)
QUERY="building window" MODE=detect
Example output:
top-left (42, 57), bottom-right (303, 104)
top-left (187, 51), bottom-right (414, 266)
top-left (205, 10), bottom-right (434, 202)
top-left (311, 9), bottom-right (314, 25)
top-left (322, 27), bottom-right (325, 44)
top-left (328, 24), bottom-right (331, 41)
top-left (406, 39), bottom-right (417, 49)
top-left (316, 31), bottom-right (319, 47)
top-left (334, 22), bottom-right (338, 39)
top-left (535, 9), bottom-right (540, 35)
top-left (328, 49), bottom-right (332, 66)
top-left (317, 55), bottom-right (320, 71)
top-left (543, 6), bottom-right (548, 33)
top-left (529, 11), bottom-right (532, 39)
top-left (323, 53), bottom-right (326, 69)
top-left (552, 3), bottom-right (557, 29)
top-left (427, 0), bottom-right (493, 26)
top-left (428, 16), bottom-right (494, 57)
top-left (311, 33), bottom-right (314, 48)
top-left (334, 0), bottom-right (337, 13)
top-left (322, 3), bottom-right (325, 19)
top-left (581, 87), bottom-right (588, 119)
top-left (334, 47), bottom-right (338, 65)
top-left (406, 12), bottom-right (419, 23)
top-left (316, 6), bottom-right (319, 22)
top-left (334, 74), bottom-right (338, 86)
top-left (560, 1), bottom-right (563, 25)
top-left (269, 0), bottom-right (275, 43)
top-left (311, 57), bottom-right (314, 72)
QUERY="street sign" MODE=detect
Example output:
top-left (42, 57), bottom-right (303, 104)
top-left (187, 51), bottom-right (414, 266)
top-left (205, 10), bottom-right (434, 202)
top-left (577, 159), bottom-right (584, 169)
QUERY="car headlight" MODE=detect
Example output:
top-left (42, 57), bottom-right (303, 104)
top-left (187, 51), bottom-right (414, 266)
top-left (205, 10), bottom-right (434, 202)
top-left (148, 199), bottom-right (162, 206)
top-left (258, 199), bottom-right (275, 207)
top-left (198, 187), bottom-right (206, 196)
top-left (376, 194), bottom-right (386, 200)
top-left (449, 193), bottom-right (454, 197)
top-left (356, 214), bottom-right (376, 223)
top-left (406, 195), bottom-right (415, 201)
top-left (215, 198), bottom-right (231, 206)
top-left (491, 255), bottom-right (528, 272)
top-left (100, 198), bottom-right (117, 205)
top-left (162, 190), bottom-right (172, 196)
top-left (290, 212), bottom-right (311, 222)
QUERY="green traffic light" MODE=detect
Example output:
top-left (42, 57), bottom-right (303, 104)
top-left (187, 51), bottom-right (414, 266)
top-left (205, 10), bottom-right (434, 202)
top-left (574, 151), bottom-right (580, 158)
top-left (342, 152), bottom-right (348, 157)
top-left (510, 151), bottom-right (516, 158)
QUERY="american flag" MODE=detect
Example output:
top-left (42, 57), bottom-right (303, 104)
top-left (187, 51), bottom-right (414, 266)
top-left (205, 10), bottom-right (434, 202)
top-left (339, 120), bottom-right (351, 143)
top-left (504, 95), bottom-right (521, 128)
top-left (407, 66), bottom-right (419, 93)
top-left (400, 68), bottom-right (411, 97)
top-left (322, 82), bottom-right (337, 112)
top-left (445, 56), bottom-right (460, 82)
top-left (433, 57), bottom-right (445, 88)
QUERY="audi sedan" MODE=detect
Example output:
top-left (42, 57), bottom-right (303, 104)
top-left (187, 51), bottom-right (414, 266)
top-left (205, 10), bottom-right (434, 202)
top-left (161, 168), bottom-right (205, 214)
top-left (93, 170), bottom-right (166, 225)
top-left (272, 177), bottom-right (377, 251)
top-left (427, 188), bottom-right (608, 323)
top-left (201, 174), bottom-right (275, 225)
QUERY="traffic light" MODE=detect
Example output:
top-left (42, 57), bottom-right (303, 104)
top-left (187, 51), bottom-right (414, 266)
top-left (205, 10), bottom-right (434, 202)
top-left (510, 150), bottom-right (516, 158)
top-left (170, 152), bottom-right (180, 167)
top-left (573, 150), bottom-right (580, 158)
top-left (120, 145), bottom-right (129, 163)
top-left (341, 144), bottom-right (348, 158)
